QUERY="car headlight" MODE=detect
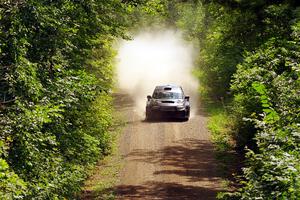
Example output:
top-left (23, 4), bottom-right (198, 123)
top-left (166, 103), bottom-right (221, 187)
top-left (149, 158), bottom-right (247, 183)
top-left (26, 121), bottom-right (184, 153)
top-left (177, 99), bottom-right (184, 104)
top-left (151, 100), bottom-right (159, 106)
top-left (177, 105), bottom-right (185, 110)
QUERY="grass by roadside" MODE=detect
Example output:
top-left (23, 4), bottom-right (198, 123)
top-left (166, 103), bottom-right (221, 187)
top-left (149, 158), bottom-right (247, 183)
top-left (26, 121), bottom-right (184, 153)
top-left (205, 100), bottom-right (242, 194)
top-left (207, 103), bottom-right (233, 152)
top-left (80, 117), bottom-right (125, 200)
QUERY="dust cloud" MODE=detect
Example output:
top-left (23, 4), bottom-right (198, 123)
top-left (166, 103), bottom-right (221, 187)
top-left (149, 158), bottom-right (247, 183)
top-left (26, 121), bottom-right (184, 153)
top-left (116, 30), bottom-right (198, 117)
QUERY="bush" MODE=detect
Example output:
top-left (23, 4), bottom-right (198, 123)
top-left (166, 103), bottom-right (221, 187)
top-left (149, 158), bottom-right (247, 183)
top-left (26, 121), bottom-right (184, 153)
top-left (222, 17), bottom-right (300, 199)
top-left (0, 0), bottom-right (128, 198)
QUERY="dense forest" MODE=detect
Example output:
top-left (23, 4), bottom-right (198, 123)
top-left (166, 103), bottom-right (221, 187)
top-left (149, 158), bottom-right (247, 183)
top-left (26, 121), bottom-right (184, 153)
top-left (167, 0), bottom-right (300, 199)
top-left (0, 0), bottom-right (299, 199)
top-left (0, 0), bottom-right (131, 198)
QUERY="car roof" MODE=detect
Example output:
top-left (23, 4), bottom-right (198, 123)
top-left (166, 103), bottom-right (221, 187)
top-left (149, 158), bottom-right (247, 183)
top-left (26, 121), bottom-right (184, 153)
top-left (154, 84), bottom-right (183, 93)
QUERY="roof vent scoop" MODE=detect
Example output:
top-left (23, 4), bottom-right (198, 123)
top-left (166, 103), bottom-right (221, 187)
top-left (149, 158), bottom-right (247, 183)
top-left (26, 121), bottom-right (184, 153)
top-left (164, 87), bottom-right (172, 91)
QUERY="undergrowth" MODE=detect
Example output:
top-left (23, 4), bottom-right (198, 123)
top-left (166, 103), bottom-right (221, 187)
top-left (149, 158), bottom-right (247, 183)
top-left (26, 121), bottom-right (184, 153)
top-left (205, 100), bottom-right (241, 193)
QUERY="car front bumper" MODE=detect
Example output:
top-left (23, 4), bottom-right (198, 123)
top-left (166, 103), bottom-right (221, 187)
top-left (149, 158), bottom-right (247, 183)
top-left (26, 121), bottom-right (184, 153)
top-left (147, 106), bottom-right (189, 118)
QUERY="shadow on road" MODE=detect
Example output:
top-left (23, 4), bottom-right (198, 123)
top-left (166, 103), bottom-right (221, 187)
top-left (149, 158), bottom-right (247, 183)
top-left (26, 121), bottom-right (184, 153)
top-left (116, 139), bottom-right (224, 199)
top-left (125, 139), bottom-right (222, 182)
top-left (116, 181), bottom-right (221, 200)
top-left (123, 118), bottom-right (188, 126)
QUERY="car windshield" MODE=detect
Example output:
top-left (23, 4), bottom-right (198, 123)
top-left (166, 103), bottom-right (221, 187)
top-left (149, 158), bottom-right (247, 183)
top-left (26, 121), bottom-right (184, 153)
top-left (153, 91), bottom-right (183, 99)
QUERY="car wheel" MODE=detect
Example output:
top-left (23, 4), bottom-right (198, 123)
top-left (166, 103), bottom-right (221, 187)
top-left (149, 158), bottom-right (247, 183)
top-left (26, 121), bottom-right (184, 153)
top-left (146, 110), bottom-right (152, 121)
top-left (183, 117), bottom-right (189, 121)
top-left (184, 109), bottom-right (190, 121)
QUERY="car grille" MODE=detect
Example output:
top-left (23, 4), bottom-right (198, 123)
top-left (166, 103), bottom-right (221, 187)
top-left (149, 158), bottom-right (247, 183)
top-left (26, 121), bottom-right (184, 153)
top-left (161, 106), bottom-right (176, 111)
top-left (161, 101), bottom-right (175, 103)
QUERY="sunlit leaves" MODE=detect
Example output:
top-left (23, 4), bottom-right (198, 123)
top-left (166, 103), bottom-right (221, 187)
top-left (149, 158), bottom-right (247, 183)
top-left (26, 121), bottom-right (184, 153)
top-left (0, 0), bottom-right (129, 198)
top-left (252, 82), bottom-right (280, 123)
top-left (224, 10), bottom-right (300, 199)
top-left (170, 0), bottom-right (300, 199)
top-left (0, 158), bottom-right (27, 200)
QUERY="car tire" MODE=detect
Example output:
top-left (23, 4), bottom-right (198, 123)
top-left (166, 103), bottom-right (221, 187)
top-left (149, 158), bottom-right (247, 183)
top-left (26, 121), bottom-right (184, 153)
top-left (146, 110), bottom-right (152, 121)
top-left (183, 117), bottom-right (189, 121)
top-left (184, 109), bottom-right (190, 121)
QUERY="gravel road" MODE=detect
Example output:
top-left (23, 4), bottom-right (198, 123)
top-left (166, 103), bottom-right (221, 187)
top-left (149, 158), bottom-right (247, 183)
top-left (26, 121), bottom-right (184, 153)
top-left (114, 93), bottom-right (224, 200)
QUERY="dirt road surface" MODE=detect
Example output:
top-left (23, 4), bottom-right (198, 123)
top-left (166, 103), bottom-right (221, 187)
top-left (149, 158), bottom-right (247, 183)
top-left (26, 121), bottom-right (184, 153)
top-left (114, 93), bottom-right (224, 200)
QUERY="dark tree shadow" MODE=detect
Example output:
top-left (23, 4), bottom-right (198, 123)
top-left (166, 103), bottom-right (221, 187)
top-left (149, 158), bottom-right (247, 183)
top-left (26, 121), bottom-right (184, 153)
top-left (116, 181), bottom-right (223, 200)
top-left (124, 139), bottom-right (222, 183)
top-left (115, 139), bottom-right (226, 199)
top-left (80, 187), bottom-right (115, 200)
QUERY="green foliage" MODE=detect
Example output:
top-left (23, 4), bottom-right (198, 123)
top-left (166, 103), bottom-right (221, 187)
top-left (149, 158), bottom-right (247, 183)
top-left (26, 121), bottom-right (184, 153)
top-left (126, 0), bottom-right (168, 31)
top-left (0, 158), bottom-right (27, 199)
top-left (1, 0), bottom-right (299, 199)
top-left (207, 104), bottom-right (233, 152)
top-left (172, 1), bottom-right (258, 99)
top-left (172, 1), bottom-right (297, 99)
top-left (220, 9), bottom-right (300, 199)
top-left (166, 0), bottom-right (300, 199)
top-left (0, 0), bottom-right (130, 199)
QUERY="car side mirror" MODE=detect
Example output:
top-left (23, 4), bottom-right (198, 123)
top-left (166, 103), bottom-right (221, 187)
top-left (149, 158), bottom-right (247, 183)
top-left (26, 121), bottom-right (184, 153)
top-left (185, 96), bottom-right (190, 101)
top-left (147, 95), bottom-right (152, 101)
